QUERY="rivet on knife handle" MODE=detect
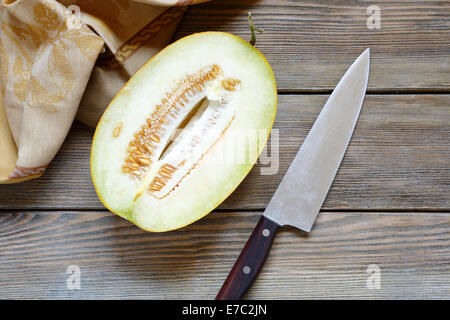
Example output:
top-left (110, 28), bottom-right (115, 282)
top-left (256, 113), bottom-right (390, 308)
top-left (216, 216), bottom-right (280, 300)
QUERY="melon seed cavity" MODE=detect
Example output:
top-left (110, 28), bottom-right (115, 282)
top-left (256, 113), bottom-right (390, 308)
top-left (122, 64), bottom-right (242, 199)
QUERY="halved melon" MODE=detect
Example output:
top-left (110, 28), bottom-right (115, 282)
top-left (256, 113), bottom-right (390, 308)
top-left (91, 32), bottom-right (277, 232)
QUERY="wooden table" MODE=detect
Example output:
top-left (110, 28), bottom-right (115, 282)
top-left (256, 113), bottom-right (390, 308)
top-left (0, 0), bottom-right (449, 299)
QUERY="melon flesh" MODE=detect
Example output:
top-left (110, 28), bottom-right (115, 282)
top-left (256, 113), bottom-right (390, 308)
top-left (91, 32), bottom-right (277, 232)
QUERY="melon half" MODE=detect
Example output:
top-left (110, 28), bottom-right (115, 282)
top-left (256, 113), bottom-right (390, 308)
top-left (91, 32), bottom-right (277, 232)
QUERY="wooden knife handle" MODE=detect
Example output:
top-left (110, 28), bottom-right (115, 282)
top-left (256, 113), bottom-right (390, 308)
top-left (216, 215), bottom-right (281, 300)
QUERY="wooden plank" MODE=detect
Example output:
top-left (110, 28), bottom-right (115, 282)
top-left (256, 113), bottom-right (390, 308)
top-left (0, 210), bottom-right (448, 299)
top-left (176, 0), bottom-right (450, 92)
top-left (0, 94), bottom-right (448, 210)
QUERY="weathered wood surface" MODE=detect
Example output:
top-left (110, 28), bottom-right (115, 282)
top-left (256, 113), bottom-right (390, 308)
top-left (0, 210), bottom-right (448, 299)
top-left (0, 95), bottom-right (447, 211)
top-left (176, 0), bottom-right (450, 92)
top-left (1, 1), bottom-right (449, 300)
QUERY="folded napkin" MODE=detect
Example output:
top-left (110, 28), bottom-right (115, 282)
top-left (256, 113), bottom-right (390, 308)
top-left (0, 0), bottom-right (207, 184)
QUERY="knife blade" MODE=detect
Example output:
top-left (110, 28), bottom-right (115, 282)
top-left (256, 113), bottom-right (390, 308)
top-left (264, 48), bottom-right (371, 232)
top-left (216, 49), bottom-right (370, 300)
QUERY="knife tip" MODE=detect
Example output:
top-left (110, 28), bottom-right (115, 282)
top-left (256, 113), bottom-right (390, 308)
top-left (359, 48), bottom-right (371, 71)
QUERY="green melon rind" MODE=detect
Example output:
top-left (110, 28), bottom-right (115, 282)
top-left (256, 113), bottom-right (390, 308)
top-left (91, 32), bottom-right (277, 232)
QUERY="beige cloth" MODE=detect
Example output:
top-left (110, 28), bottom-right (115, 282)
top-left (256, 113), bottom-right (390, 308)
top-left (0, 0), bottom-right (208, 184)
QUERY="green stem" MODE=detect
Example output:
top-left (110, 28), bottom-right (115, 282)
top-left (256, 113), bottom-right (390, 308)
top-left (248, 12), bottom-right (264, 46)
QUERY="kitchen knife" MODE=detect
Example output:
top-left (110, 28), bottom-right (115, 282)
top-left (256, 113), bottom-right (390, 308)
top-left (216, 49), bottom-right (371, 300)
